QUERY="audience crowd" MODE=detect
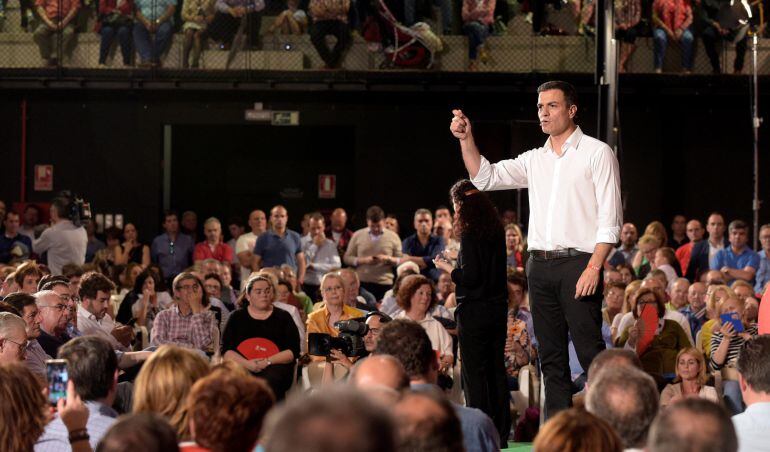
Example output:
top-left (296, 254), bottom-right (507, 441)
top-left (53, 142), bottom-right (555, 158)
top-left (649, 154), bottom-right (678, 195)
top-left (2, 0), bottom-right (767, 71)
top-left (0, 194), bottom-right (768, 451)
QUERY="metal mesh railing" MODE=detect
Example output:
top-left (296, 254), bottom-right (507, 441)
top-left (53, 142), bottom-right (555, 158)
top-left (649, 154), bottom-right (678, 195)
top-left (0, 0), bottom-right (767, 74)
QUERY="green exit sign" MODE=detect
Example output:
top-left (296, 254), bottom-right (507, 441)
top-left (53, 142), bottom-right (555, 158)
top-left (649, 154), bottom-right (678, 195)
top-left (271, 111), bottom-right (300, 126)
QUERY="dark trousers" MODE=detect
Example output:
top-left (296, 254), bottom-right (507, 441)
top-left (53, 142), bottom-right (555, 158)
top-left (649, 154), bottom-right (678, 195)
top-left (99, 23), bottom-right (133, 65)
top-left (310, 20), bottom-right (351, 68)
top-left (302, 283), bottom-right (321, 304)
top-left (456, 299), bottom-right (511, 444)
top-left (527, 253), bottom-right (605, 419)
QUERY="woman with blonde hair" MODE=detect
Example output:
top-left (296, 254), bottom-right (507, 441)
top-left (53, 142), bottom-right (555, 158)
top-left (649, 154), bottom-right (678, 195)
top-left (699, 284), bottom-right (736, 357)
top-left (644, 221), bottom-right (669, 247)
top-left (504, 223), bottom-right (528, 271)
top-left (660, 347), bottom-right (718, 407)
top-left (533, 408), bottom-right (622, 452)
top-left (132, 344), bottom-right (210, 441)
top-left (611, 279), bottom-right (641, 340)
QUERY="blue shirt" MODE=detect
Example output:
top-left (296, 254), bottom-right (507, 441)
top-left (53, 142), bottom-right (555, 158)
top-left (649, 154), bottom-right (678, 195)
top-left (134, 0), bottom-right (175, 20)
top-left (0, 233), bottom-right (32, 263)
top-left (151, 232), bottom-right (194, 280)
top-left (35, 400), bottom-right (118, 451)
top-left (254, 229), bottom-right (302, 270)
top-left (411, 383), bottom-right (500, 452)
top-left (679, 305), bottom-right (705, 338)
top-left (755, 250), bottom-right (769, 294)
top-left (733, 402), bottom-right (770, 452)
top-left (402, 234), bottom-right (445, 281)
top-left (711, 246), bottom-right (761, 284)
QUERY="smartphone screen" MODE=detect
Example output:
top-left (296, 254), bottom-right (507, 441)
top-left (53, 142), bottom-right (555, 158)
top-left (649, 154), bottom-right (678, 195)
top-left (46, 359), bottom-right (68, 406)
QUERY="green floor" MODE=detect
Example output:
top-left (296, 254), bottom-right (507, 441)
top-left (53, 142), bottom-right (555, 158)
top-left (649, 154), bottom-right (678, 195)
top-left (503, 443), bottom-right (533, 451)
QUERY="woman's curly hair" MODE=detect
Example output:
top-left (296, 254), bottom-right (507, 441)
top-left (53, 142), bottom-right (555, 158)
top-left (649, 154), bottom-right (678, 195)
top-left (449, 179), bottom-right (504, 242)
top-left (396, 274), bottom-right (437, 312)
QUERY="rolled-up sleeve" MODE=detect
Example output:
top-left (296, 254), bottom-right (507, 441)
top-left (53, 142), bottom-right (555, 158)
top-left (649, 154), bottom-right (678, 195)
top-left (471, 154), bottom-right (530, 192)
top-left (591, 145), bottom-right (622, 244)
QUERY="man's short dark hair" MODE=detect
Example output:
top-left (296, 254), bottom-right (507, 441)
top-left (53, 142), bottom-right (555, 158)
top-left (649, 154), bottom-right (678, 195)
top-left (61, 263), bottom-right (84, 279)
top-left (79, 271), bottom-right (116, 300)
top-left (737, 335), bottom-right (770, 393)
top-left (366, 206), bottom-right (385, 223)
top-left (227, 216), bottom-right (244, 228)
top-left (585, 367), bottom-right (659, 449)
top-left (537, 81), bottom-right (578, 107)
top-left (728, 220), bottom-right (748, 233)
top-left (374, 319), bottom-right (435, 380)
top-left (586, 348), bottom-right (642, 385)
top-left (58, 336), bottom-right (118, 400)
top-left (3, 292), bottom-right (37, 313)
top-left (263, 388), bottom-right (395, 452)
top-left (163, 210), bottom-right (178, 221)
top-left (506, 270), bottom-right (528, 292)
top-left (395, 389), bottom-right (464, 452)
top-left (648, 398), bottom-right (737, 452)
top-left (96, 413), bottom-right (179, 452)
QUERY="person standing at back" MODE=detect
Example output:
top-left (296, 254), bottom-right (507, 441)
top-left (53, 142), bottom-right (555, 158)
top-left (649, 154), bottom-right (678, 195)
top-left (449, 80), bottom-right (622, 419)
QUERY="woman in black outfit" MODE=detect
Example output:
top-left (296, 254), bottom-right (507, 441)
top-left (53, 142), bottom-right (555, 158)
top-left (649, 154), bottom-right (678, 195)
top-left (434, 179), bottom-right (510, 444)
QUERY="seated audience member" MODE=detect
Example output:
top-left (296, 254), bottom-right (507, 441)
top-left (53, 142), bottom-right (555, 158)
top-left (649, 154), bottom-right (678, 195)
top-left (114, 223), bottom-right (151, 267)
top-left (732, 280), bottom-right (756, 302)
top-left (253, 206), bottom-right (305, 283)
top-left (274, 278), bottom-right (305, 322)
top-left (116, 268), bottom-right (167, 328)
top-left (608, 223), bottom-right (639, 268)
top-left (344, 205), bottom-right (403, 301)
top-left (40, 274), bottom-right (79, 337)
top-left (505, 275), bottom-right (532, 391)
top-left (96, 413), bottom-right (180, 452)
top-left (152, 272), bottom-right (217, 352)
top-left (202, 0), bottom-right (263, 51)
top-left (378, 267), bottom-right (418, 316)
top-left (301, 213), bottom-right (341, 302)
top-left (375, 318), bottom-right (500, 452)
top-left (217, 264), bottom-right (238, 310)
top-left (616, 287), bottom-right (690, 379)
top-left (266, 0), bottom-right (308, 35)
top-left (308, 0), bottom-right (351, 68)
top-left (222, 275), bottom-right (299, 401)
top-left (614, 0), bottom-right (642, 73)
top-left (326, 207), bottom-right (354, 258)
top-left (507, 271), bottom-right (537, 349)
top-left (436, 270), bottom-right (454, 305)
top-left (393, 274), bottom-right (453, 372)
top-left (350, 354), bottom-right (410, 406)
top-left (681, 281), bottom-right (707, 336)
top-left (0, 312), bottom-right (27, 365)
top-left (385, 214), bottom-right (400, 236)
top-left (732, 336), bottom-right (770, 452)
top-left (14, 261), bottom-right (43, 294)
top-left (262, 388), bottom-right (396, 452)
top-left (201, 272), bottom-right (231, 332)
top-left (34, 197), bottom-right (88, 276)
top-left (650, 399), bottom-right (738, 452)
top-left (37, 336), bottom-right (120, 450)
top-left (235, 210), bottom-right (267, 288)
top-left (133, 0), bottom-right (176, 66)
top-left (324, 311), bottom-right (392, 373)
top-left (754, 224), bottom-right (769, 294)
top-left (461, 0), bottom-right (495, 71)
top-left (667, 277), bottom-right (690, 311)
top-left (0, 364), bottom-right (55, 451)
top-left (194, 218), bottom-right (234, 265)
top-left (183, 367), bottom-right (276, 452)
top-left (4, 292), bottom-right (50, 379)
top-left (277, 265), bottom-right (313, 313)
top-left (35, 290), bottom-right (72, 358)
top-left (0, 211), bottom-right (33, 264)
top-left (504, 223), bottom-right (527, 271)
top-left (710, 296), bottom-right (758, 414)
top-left (660, 347), bottom-right (718, 407)
top-left (151, 211), bottom-right (195, 286)
top-left (337, 267), bottom-right (377, 310)
top-left (699, 283), bottom-right (735, 356)
top-left (78, 271), bottom-right (135, 352)
top-left (585, 349), bottom-right (643, 393)
top-left (616, 263), bottom-right (636, 285)
top-left (645, 221), bottom-right (670, 247)
top-left (586, 366), bottom-right (659, 450)
top-left (401, 209), bottom-right (445, 281)
top-left (632, 234), bottom-right (661, 280)
top-left (253, 270), bottom-right (306, 351)
top-left (654, 247), bottom-right (682, 283)
top-left (532, 408), bottom-right (622, 452)
top-left (603, 281), bottom-right (626, 336)
top-left (97, 0), bottom-right (135, 67)
top-left (181, 0), bottom-right (214, 68)
top-left (616, 277), bottom-right (694, 346)
top-left (33, 0), bottom-right (80, 66)
top-left (393, 389), bottom-right (464, 452)
top-left (132, 345), bottom-right (210, 441)
top-left (675, 219), bottom-right (704, 277)
top-left (711, 220), bottom-right (760, 286)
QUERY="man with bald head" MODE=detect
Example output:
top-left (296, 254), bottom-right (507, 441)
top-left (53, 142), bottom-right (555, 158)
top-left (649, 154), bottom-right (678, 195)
top-left (35, 290), bottom-right (72, 358)
top-left (254, 205), bottom-right (306, 284)
top-left (375, 319), bottom-right (500, 450)
top-left (680, 281), bottom-right (707, 337)
top-left (608, 222), bottom-right (638, 267)
top-left (667, 278), bottom-right (690, 311)
top-left (326, 208), bottom-right (354, 258)
top-left (677, 219), bottom-right (704, 280)
top-left (235, 209), bottom-right (267, 288)
top-left (649, 399), bottom-right (737, 452)
top-left (351, 355), bottom-right (409, 406)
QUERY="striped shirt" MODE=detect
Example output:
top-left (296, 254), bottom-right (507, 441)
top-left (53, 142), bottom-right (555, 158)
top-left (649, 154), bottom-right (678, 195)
top-left (709, 324), bottom-right (758, 370)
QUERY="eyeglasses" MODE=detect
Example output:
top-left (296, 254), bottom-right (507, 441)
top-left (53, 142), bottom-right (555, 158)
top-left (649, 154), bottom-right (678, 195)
top-left (323, 285), bottom-right (345, 293)
top-left (176, 283), bottom-right (200, 292)
top-left (58, 294), bottom-right (71, 302)
top-left (4, 338), bottom-right (29, 349)
top-left (39, 304), bottom-right (68, 312)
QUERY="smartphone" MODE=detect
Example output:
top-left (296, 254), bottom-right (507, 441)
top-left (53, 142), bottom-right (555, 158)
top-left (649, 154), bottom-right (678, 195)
top-left (46, 359), bottom-right (68, 406)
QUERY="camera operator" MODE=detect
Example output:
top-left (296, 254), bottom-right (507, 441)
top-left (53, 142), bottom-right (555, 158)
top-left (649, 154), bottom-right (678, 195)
top-left (325, 311), bottom-right (392, 370)
top-left (32, 193), bottom-right (87, 275)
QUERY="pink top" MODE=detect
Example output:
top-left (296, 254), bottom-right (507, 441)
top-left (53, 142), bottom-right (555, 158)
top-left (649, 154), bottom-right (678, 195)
top-left (462, 0), bottom-right (496, 25)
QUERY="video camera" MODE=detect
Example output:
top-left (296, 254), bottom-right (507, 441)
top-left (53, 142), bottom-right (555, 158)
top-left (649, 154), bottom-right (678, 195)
top-left (308, 319), bottom-right (368, 358)
top-left (54, 190), bottom-right (91, 227)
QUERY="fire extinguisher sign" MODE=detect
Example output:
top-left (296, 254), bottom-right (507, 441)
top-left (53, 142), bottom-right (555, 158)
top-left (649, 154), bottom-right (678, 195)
top-left (318, 175), bottom-right (336, 199)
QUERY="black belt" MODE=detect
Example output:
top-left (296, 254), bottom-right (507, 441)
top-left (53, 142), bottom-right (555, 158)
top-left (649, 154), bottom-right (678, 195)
top-left (530, 248), bottom-right (587, 260)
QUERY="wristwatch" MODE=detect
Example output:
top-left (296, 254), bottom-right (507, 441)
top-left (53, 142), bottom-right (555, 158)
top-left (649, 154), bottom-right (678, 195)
top-left (266, 359), bottom-right (272, 366)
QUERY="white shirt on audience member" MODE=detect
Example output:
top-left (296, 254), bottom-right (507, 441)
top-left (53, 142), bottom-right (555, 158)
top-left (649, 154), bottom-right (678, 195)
top-left (77, 305), bottom-right (128, 352)
top-left (733, 402), bottom-right (770, 452)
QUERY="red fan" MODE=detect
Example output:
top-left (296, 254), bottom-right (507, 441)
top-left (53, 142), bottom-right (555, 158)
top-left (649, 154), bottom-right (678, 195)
top-left (237, 338), bottom-right (279, 360)
top-left (636, 304), bottom-right (658, 356)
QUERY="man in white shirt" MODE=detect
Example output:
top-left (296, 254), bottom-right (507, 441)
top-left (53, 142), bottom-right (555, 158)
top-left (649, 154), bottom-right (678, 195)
top-left (450, 80), bottom-right (622, 419)
top-left (235, 209), bottom-right (267, 289)
top-left (77, 271), bottom-right (134, 352)
top-left (32, 196), bottom-right (87, 275)
top-left (732, 336), bottom-right (770, 452)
